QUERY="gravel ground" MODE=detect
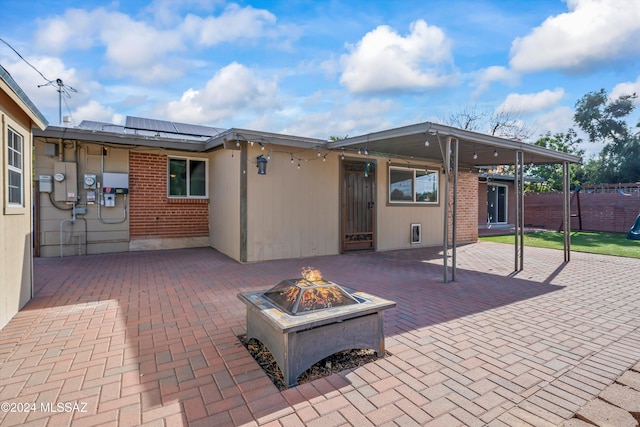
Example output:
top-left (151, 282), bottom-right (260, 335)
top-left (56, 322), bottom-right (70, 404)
top-left (238, 334), bottom-right (383, 390)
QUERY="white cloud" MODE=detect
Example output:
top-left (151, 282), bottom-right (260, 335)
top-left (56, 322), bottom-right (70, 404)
top-left (144, 0), bottom-right (219, 26)
top-left (33, 8), bottom-right (104, 53)
top-left (33, 7), bottom-right (185, 83)
top-left (31, 3), bottom-right (284, 85)
top-left (531, 106), bottom-right (575, 136)
top-left (471, 66), bottom-right (520, 97)
top-left (100, 15), bottom-right (184, 81)
top-left (277, 97), bottom-right (398, 139)
top-left (69, 100), bottom-right (118, 125)
top-left (339, 20), bottom-right (456, 93)
top-left (510, 0), bottom-right (640, 73)
top-left (162, 62), bottom-right (278, 124)
top-left (611, 76), bottom-right (640, 103)
top-left (1, 55), bottom-right (89, 122)
top-left (182, 4), bottom-right (277, 46)
top-left (498, 88), bottom-right (565, 113)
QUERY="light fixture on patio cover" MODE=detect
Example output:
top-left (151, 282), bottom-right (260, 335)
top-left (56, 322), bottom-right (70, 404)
top-left (257, 155), bottom-right (268, 175)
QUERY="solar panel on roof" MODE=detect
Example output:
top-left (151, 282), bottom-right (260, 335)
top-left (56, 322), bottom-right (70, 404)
top-left (126, 116), bottom-right (177, 133)
top-left (78, 120), bottom-right (126, 134)
top-left (173, 122), bottom-right (223, 137)
top-left (125, 116), bottom-right (223, 137)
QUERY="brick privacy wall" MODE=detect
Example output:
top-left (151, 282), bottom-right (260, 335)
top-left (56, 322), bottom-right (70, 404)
top-left (524, 192), bottom-right (640, 233)
top-left (129, 152), bottom-right (209, 238)
top-left (448, 171), bottom-right (479, 243)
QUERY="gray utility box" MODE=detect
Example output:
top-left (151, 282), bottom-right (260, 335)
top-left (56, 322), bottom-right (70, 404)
top-left (102, 172), bottom-right (129, 194)
top-left (54, 162), bottom-right (77, 202)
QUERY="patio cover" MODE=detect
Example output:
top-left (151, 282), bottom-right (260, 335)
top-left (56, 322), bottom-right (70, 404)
top-left (328, 122), bottom-right (582, 282)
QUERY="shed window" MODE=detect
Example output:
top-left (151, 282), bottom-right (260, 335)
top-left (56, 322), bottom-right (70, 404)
top-left (168, 157), bottom-right (207, 197)
top-left (389, 166), bottom-right (438, 204)
top-left (7, 127), bottom-right (24, 206)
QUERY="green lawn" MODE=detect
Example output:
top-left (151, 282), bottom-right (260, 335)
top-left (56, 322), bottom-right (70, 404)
top-left (479, 230), bottom-right (640, 259)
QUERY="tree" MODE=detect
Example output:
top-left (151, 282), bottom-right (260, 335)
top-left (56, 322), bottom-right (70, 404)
top-left (443, 103), bottom-right (534, 141)
top-left (526, 130), bottom-right (584, 191)
top-left (573, 89), bottom-right (640, 183)
top-left (329, 135), bottom-right (348, 141)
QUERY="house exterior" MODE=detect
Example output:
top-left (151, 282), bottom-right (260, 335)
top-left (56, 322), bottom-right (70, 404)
top-left (1, 65), bottom-right (47, 329)
top-left (33, 118), bottom-right (580, 267)
top-left (478, 171), bottom-right (544, 230)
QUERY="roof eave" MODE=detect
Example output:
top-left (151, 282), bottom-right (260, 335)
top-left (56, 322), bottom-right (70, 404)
top-left (0, 70), bottom-right (48, 130)
top-left (34, 126), bottom-right (207, 152)
top-left (327, 121), bottom-right (582, 165)
top-left (205, 128), bottom-right (327, 151)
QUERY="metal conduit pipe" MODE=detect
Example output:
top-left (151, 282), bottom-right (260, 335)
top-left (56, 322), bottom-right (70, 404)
top-left (59, 204), bottom-right (87, 257)
top-left (98, 144), bottom-right (128, 224)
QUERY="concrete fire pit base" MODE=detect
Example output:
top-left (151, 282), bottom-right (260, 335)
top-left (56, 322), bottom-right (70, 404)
top-left (238, 289), bottom-right (395, 388)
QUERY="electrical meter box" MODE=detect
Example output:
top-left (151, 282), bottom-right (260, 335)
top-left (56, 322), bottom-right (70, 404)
top-left (53, 162), bottom-right (78, 202)
top-left (102, 172), bottom-right (129, 194)
top-left (83, 174), bottom-right (97, 189)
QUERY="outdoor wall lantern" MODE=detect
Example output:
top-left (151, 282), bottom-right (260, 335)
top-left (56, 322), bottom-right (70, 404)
top-left (257, 155), bottom-right (268, 175)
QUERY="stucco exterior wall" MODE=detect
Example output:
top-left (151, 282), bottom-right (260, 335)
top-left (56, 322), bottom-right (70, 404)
top-left (209, 148), bottom-right (241, 261)
top-left (376, 161), bottom-right (447, 250)
top-left (35, 142), bottom-right (130, 257)
top-left (1, 93), bottom-right (34, 329)
top-left (245, 144), bottom-right (340, 262)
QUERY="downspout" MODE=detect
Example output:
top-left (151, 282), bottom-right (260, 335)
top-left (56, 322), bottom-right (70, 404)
top-left (97, 144), bottom-right (127, 224)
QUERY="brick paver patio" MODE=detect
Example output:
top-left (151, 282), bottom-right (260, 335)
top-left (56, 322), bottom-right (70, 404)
top-left (1, 242), bottom-right (639, 426)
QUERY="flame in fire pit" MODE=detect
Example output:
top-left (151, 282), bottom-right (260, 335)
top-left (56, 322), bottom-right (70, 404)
top-left (301, 266), bottom-right (323, 282)
top-left (262, 267), bottom-right (359, 315)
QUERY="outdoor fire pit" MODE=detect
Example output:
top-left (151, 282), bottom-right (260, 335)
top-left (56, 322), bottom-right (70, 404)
top-left (237, 268), bottom-right (396, 387)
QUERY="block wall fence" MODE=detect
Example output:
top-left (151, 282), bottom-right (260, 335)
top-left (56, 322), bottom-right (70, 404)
top-left (524, 191), bottom-right (640, 233)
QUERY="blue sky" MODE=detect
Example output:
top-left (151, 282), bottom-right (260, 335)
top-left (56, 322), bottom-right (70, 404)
top-left (2, 0), bottom-right (640, 156)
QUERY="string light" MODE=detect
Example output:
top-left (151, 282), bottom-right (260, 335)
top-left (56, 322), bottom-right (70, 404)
top-left (494, 149), bottom-right (499, 157)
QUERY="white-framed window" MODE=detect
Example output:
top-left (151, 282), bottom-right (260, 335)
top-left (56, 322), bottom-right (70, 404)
top-left (168, 157), bottom-right (207, 198)
top-left (389, 166), bottom-right (439, 204)
top-left (7, 127), bottom-right (24, 207)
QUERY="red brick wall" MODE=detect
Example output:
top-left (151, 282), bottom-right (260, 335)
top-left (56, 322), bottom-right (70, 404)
top-left (524, 192), bottom-right (640, 233)
top-left (129, 152), bottom-right (209, 238)
top-left (448, 171), bottom-right (479, 243)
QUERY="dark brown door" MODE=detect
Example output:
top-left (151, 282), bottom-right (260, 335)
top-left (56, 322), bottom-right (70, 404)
top-left (341, 160), bottom-right (375, 251)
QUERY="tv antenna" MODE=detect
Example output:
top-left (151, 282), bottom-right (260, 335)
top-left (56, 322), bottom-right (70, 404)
top-left (38, 78), bottom-right (77, 125)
